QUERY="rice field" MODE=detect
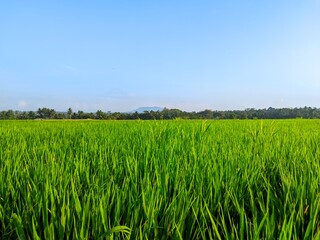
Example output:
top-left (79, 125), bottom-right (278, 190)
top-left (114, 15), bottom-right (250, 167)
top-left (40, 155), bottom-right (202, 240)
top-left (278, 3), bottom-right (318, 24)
top-left (0, 119), bottom-right (320, 239)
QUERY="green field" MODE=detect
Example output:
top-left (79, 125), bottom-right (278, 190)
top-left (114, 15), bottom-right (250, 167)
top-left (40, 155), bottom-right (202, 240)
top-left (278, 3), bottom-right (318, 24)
top-left (0, 120), bottom-right (320, 239)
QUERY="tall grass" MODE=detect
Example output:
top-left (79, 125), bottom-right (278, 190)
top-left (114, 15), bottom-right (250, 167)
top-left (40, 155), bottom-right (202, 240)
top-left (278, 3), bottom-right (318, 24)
top-left (0, 119), bottom-right (319, 239)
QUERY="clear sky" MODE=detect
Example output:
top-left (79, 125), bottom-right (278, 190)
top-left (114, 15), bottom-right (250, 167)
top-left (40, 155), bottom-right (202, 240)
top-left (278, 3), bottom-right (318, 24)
top-left (1, 1), bottom-right (319, 112)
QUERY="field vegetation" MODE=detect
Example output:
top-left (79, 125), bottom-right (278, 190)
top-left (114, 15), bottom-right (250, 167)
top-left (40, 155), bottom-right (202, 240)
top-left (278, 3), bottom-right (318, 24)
top-left (0, 119), bottom-right (320, 239)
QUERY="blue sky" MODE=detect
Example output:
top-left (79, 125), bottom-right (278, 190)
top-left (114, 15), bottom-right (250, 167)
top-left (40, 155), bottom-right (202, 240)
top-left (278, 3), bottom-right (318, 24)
top-left (1, 1), bottom-right (319, 112)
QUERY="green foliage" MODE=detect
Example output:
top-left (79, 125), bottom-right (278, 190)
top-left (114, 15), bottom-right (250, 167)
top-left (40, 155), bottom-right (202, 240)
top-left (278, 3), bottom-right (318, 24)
top-left (0, 120), bottom-right (319, 239)
top-left (1, 106), bottom-right (320, 120)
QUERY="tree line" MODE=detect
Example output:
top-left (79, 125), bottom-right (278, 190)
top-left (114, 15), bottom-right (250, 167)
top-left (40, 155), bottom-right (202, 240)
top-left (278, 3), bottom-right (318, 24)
top-left (1, 106), bottom-right (320, 120)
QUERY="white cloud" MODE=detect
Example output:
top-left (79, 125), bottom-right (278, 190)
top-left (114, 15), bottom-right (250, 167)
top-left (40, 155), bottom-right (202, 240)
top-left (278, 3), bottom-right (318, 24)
top-left (18, 100), bottom-right (27, 108)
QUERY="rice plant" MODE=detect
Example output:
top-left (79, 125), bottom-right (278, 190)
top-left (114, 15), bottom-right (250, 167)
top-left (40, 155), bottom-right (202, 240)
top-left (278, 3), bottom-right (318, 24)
top-left (0, 119), bottom-right (319, 239)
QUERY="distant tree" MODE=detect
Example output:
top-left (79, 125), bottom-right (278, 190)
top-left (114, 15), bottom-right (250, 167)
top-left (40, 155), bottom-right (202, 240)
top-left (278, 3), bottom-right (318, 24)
top-left (67, 108), bottom-right (73, 119)
top-left (16, 111), bottom-right (28, 119)
top-left (37, 108), bottom-right (56, 119)
top-left (131, 111), bottom-right (140, 120)
top-left (71, 112), bottom-right (78, 119)
top-left (6, 110), bottom-right (15, 120)
top-left (0, 111), bottom-right (6, 120)
top-left (1, 106), bottom-right (320, 120)
top-left (28, 111), bottom-right (36, 119)
top-left (55, 112), bottom-right (65, 119)
top-left (77, 110), bottom-right (85, 119)
top-left (96, 110), bottom-right (107, 119)
top-left (198, 109), bottom-right (213, 119)
top-left (109, 112), bottom-right (121, 120)
top-left (0, 110), bottom-right (15, 119)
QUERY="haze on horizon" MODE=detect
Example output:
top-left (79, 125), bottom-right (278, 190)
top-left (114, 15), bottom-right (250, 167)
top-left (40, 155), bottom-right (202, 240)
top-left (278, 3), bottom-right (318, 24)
top-left (1, 1), bottom-right (319, 112)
